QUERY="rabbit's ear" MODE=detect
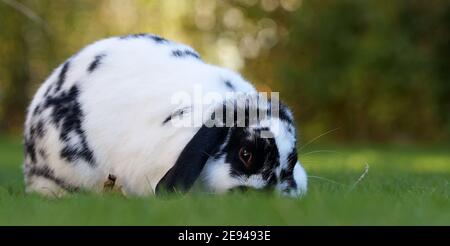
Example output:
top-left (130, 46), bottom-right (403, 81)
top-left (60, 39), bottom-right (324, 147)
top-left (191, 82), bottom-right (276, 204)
top-left (156, 125), bottom-right (230, 194)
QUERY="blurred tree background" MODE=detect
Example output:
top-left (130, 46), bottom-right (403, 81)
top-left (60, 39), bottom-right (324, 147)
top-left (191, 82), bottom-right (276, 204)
top-left (0, 0), bottom-right (449, 143)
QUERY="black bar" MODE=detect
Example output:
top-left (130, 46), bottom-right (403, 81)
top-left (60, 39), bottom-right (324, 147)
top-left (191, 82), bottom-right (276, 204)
top-left (1, 226), bottom-right (449, 244)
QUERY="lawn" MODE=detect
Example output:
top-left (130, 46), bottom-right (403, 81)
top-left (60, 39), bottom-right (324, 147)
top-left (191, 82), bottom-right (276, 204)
top-left (0, 135), bottom-right (449, 225)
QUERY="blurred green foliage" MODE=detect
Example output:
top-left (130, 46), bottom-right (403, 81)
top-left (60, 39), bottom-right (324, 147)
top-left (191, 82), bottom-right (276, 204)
top-left (276, 0), bottom-right (450, 142)
top-left (0, 0), bottom-right (448, 143)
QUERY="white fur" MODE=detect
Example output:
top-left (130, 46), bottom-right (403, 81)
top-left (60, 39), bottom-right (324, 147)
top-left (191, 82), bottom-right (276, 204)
top-left (293, 163), bottom-right (308, 196)
top-left (201, 157), bottom-right (240, 193)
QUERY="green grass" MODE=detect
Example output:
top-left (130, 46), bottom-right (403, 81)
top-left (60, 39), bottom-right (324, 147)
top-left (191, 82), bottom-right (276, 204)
top-left (0, 136), bottom-right (449, 225)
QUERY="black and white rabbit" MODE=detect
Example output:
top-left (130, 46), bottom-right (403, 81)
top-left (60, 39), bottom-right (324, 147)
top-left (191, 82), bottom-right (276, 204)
top-left (23, 34), bottom-right (307, 197)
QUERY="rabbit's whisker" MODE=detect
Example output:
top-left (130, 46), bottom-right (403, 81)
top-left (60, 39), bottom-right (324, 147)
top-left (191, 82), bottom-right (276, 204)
top-left (299, 127), bottom-right (340, 150)
top-left (301, 150), bottom-right (341, 156)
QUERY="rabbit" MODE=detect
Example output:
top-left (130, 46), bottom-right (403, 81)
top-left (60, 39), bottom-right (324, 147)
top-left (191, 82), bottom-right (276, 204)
top-left (23, 33), bottom-right (307, 198)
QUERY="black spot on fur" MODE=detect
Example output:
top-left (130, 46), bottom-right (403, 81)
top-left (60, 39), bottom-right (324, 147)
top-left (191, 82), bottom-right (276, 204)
top-left (286, 148), bottom-right (298, 169)
top-left (24, 120), bottom-right (47, 164)
top-left (278, 103), bottom-right (293, 124)
top-left (32, 105), bottom-right (41, 116)
top-left (38, 148), bottom-right (48, 160)
top-left (280, 147), bottom-right (298, 191)
top-left (119, 33), bottom-right (168, 43)
top-left (279, 168), bottom-right (297, 190)
top-left (149, 35), bottom-right (168, 43)
top-left (162, 116), bottom-right (173, 124)
top-left (172, 50), bottom-right (183, 57)
top-left (172, 49), bottom-right (201, 60)
top-left (266, 101), bottom-right (295, 133)
top-left (60, 145), bottom-right (94, 163)
top-left (162, 107), bottom-right (189, 125)
top-left (43, 84), bottom-right (53, 97)
top-left (54, 61), bottom-right (70, 92)
top-left (45, 86), bottom-right (80, 125)
top-left (278, 169), bottom-right (289, 180)
top-left (24, 139), bottom-right (37, 163)
top-left (35, 120), bottom-right (45, 138)
top-left (44, 85), bottom-right (96, 166)
top-left (224, 80), bottom-right (235, 91)
top-left (88, 54), bottom-right (106, 73)
top-left (276, 147), bottom-right (298, 190)
top-left (28, 165), bottom-right (79, 192)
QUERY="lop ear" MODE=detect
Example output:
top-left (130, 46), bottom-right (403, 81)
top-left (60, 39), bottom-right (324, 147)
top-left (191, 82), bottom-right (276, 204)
top-left (156, 125), bottom-right (230, 194)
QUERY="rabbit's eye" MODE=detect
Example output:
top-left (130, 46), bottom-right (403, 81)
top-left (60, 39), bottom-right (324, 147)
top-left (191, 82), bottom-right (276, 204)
top-left (239, 147), bottom-right (253, 167)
